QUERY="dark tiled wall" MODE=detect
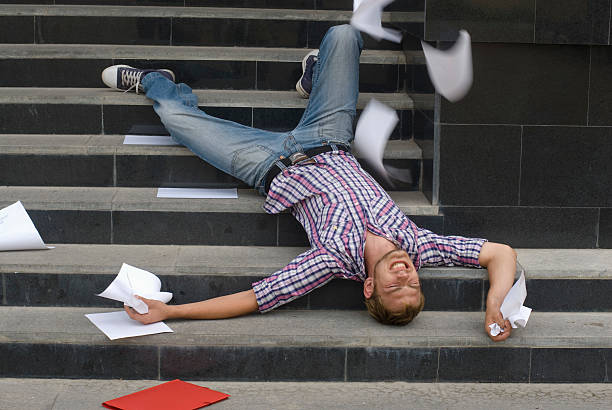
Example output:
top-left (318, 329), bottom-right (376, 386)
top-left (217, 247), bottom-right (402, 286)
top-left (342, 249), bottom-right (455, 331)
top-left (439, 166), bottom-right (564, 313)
top-left (426, 0), bottom-right (612, 45)
top-left (434, 41), bottom-right (612, 248)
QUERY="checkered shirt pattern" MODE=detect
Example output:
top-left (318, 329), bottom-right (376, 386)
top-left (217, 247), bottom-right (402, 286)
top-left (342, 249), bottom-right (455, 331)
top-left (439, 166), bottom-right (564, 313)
top-left (252, 151), bottom-right (486, 312)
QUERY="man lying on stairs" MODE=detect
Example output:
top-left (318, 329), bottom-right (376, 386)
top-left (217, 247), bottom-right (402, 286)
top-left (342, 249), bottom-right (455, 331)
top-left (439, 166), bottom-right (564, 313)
top-left (101, 25), bottom-right (517, 341)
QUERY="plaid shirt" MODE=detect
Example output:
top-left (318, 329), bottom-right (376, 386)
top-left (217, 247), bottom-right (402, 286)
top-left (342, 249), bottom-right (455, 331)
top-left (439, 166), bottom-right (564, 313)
top-left (252, 151), bottom-right (486, 312)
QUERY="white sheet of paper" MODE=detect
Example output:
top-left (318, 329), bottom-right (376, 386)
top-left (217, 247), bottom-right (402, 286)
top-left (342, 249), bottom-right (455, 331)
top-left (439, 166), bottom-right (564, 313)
top-left (421, 30), bottom-right (473, 102)
top-left (156, 187), bottom-right (238, 199)
top-left (351, 0), bottom-right (403, 43)
top-left (353, 99), bottom-right (411, 186)
top-left (97, 263), bottom-right (173, 314)
top-left (123, 135), bottom-right (178, 146)
top-left (85, 311), bottom-right (173, 340)
top-left (353, 0), bottom-right (364, 11)
top-left (0, 201), bottom-right (51, 251)
top-left (489, 271), bottom-right (533, 336)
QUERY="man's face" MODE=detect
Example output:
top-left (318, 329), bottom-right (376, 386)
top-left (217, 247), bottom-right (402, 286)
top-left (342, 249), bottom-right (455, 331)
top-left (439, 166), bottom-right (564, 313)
top-left (373, 249), bottom-right (421, 313)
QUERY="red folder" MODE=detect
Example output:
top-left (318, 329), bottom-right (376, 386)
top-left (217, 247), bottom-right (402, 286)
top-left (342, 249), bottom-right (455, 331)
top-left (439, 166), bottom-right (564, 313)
top-left (102, 379), bottom-right (230, 410)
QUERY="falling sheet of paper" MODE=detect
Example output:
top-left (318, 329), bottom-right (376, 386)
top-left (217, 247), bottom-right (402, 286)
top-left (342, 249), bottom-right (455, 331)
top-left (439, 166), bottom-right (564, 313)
top-left (489, 270), bottom-right (532, 336)
top-left (97, 263), bottom-right (173, 314)
top-left (85, 311), bottom-right (173, 340)
top-left (0, 201), bottom-right (52, 251)
top-left (156, 187), bottom-right (238, 199)
top-left (351, 0), bottom-right (403, 43)
top-left (353, 99), bottom-right (412, 186)
top-left (123, 135), bottom-right (178, 146)
top-left (421, 30), bottom-right (473, 102)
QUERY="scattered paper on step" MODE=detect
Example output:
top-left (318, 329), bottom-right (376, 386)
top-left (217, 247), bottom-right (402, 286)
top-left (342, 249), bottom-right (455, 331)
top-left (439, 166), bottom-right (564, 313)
top-left (85, 311), bottom-right (173, 340)
top-left (353, 99), bottom-right (412, 186)
top-left (421, 30), bottom-right (473, 102)
top-left (97, 263), bottom-right (173, 314)
top-left (351, 0), bottom-right (402, 43)
top-left (489, 270), bottom-right (532, 336)
top-left (123, 135), bottom-right (179, 146)
top-left (157, 187), bottom-right (238, 199)
top-left (0, 201), bottom-right (52, 251)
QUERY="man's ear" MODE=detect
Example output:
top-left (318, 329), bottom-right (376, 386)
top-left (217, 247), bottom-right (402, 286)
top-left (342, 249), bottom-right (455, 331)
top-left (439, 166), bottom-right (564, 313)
top-left (363, 277), bottom-right (374, 299)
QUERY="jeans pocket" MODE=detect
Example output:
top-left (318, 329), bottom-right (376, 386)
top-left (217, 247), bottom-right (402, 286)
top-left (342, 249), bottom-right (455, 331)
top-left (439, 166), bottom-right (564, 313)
top-left (231, 144), bottom-right (275, 185)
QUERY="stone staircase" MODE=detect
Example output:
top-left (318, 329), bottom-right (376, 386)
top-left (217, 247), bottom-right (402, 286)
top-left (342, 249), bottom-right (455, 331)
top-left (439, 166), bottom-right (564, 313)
top-left (1, 1), bottom-right (612, 404)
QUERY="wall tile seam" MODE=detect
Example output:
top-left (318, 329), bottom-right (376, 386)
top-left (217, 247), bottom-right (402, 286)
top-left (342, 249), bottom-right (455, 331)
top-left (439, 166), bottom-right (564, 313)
top-left (518, 125), bottom-right (523, 207)
top-left (533, 0), bottom-right (537, 44)
top-left (438, 123), bottom-right (610, 128)
top-left (609, 0), bottom-right (612, 45)
top-left (587, 46), bottom-right (592, 126)
top-left (596, 208), bottom-right (601, 248)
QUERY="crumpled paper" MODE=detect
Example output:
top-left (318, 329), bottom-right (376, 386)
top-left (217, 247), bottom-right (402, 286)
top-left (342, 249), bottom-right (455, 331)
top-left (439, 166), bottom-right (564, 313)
top-left (489, 269), bottom-right (532, 336)
top-left (97, 263), bottom-right (173, 314)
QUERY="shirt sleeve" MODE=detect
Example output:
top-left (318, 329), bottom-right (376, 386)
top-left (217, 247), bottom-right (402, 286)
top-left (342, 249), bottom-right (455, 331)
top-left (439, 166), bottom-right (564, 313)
top-left (251, 246), bottom-right (346, 313)
top-left (416, 227), bottom-right (487, 268)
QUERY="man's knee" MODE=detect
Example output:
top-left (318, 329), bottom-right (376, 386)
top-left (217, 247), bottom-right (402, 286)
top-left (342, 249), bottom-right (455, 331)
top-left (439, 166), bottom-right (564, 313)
top-left (327, 24), bottom-right (362, 47)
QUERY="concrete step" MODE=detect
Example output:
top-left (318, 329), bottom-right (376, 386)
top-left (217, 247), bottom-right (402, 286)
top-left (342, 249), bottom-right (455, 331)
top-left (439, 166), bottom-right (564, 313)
top-left (0, 88), bottom-right (429, 136)
top-left (1, 245), bottom-right (611, 312)
top-left (0, 44), bottom-right (420, 64)
top-left (0, 5), bottom-right (422, 50)
top-left (0, 135), bottom-right (424, 189)
top-left (3, 379), bottom-right (612, 410)
top-left (0, 87), bottom-right (427, 108)
top-left (2, 307), bottom-right (612, 382)
top-left (0, 45), bottom-right (428, 92)
top-left (0, 186), bottom-right (440, 245)
top-left (0, 0), bottom-right (422, 12)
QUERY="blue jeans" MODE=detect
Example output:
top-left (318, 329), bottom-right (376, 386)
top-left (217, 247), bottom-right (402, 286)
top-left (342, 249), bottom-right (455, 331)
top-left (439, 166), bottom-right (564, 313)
top-left (142, 25), bottom-right (363, 194)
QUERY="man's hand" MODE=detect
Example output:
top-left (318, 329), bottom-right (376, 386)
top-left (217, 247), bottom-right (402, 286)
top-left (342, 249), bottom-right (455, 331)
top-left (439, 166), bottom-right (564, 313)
top-left (479, 242), bottom-right (517, 342)
top-left (124, 295), bottom-right (172, 325)
top-left (485, 305), bottom-right (512, 342)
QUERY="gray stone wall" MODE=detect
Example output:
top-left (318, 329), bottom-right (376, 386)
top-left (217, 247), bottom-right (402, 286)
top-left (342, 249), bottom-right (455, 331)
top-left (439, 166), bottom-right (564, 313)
top-left (425, 0), bottom-right (612, 247)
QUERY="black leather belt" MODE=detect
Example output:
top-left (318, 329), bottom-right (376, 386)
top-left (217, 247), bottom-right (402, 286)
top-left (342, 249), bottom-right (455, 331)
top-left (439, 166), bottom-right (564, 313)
top-left (264, 144), bottom-right (350, 193)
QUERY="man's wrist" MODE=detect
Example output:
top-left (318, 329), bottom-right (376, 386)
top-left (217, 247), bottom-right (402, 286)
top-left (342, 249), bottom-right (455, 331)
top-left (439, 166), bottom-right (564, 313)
top-left (485, 294), bottom-right (503, 310)
top-left (165, 304), bottom-right (181, 320)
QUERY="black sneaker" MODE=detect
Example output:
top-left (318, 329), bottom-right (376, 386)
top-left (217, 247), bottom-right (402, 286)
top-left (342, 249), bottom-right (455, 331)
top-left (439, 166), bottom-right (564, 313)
top-left (295, 50), bottom-right (318, 98)
top-left (101, 65), bottom-right (175, 93)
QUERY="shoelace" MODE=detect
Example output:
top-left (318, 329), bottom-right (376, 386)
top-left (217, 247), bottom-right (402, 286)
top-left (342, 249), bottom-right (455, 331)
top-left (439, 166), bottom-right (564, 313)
top-left (121, 69), bottom-right (144, 94)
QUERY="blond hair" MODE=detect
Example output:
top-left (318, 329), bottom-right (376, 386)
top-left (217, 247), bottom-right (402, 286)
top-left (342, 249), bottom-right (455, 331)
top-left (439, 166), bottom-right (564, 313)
top-left (364, 291), bottom-right (425, 326)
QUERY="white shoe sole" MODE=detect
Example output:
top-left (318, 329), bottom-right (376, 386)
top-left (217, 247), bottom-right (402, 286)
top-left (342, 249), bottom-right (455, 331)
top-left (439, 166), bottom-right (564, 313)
top-left (295, 49), bottom-right (319, 99)
top-left (101, 65), bottom-right (176, 91)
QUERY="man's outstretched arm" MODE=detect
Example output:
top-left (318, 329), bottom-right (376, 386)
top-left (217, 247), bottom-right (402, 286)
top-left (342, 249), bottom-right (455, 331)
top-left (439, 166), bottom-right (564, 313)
top-left (125, 289), bottom-right (258, 325)
top-left (478, 242), bottom-right (517, 342)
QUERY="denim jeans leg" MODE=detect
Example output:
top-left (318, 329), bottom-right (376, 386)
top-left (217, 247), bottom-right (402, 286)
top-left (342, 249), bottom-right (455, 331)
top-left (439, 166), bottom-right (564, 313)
top-left (142, 72), bottom-right (287, 192)
top-left (293, 24), bottom-right (363, 150)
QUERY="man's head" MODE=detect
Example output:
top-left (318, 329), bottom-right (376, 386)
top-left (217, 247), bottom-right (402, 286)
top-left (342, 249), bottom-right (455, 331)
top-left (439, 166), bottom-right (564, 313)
top-left (363, 249), bottom-right (425, 325)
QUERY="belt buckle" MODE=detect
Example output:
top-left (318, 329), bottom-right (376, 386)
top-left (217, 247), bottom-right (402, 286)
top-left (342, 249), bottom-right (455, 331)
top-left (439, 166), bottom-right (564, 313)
top-left (289, 152), bottom-right (309, 165)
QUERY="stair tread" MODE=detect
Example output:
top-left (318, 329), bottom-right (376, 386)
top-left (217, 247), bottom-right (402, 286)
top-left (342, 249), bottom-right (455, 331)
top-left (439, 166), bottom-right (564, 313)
top-left (0, 135), bottom-right (424, 160)
top-left (1, 306), bottom-right (611, 348)
top-left (0, 44), bottom-right (421, 64)
top-left (2, 378), bottom-right (612, 410)
top-left (0, 88), bottom-right (431, 110)
top-left (0, 5), bottom-right (422, 22)
top-left (0, 186), bottom-right (438, 214)
top-left (1, 244), bottom-right (610, 279)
